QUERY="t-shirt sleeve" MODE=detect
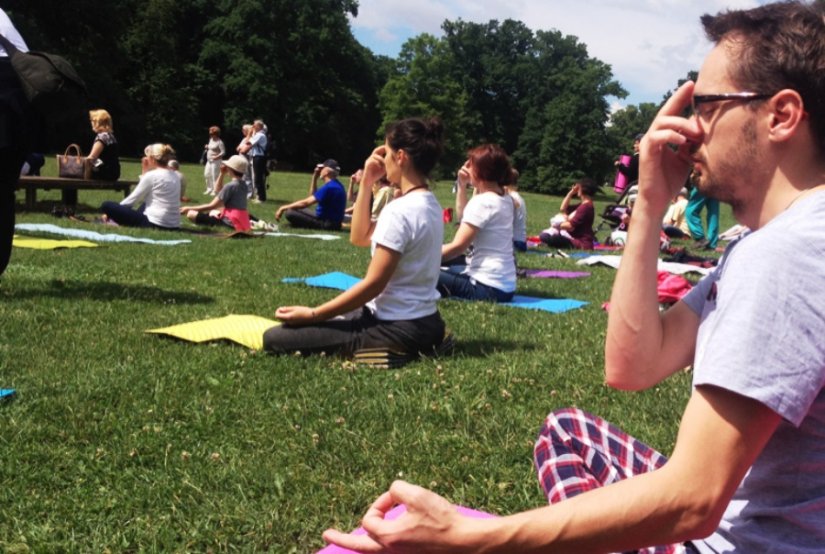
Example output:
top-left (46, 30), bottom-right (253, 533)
top-left (692, 237), bottom-right (825, 426)
top-left (313, 183), bottom-right (329, 203)
top-left (371, 203), bottom-right (408, 255)
top-left (461, 195), bottom-right (489, 229)
top-left (567, 202), bottom-right (594, 229)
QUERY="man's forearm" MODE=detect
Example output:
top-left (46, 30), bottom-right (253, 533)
top-left (604, 199), bottom-right (669, 389)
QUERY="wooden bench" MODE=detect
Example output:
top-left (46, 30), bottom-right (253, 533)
top-left (16, 176), bottom-right (137, 209)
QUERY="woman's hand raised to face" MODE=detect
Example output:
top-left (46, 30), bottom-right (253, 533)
top-left (457, 161), bottom-right (472, 188)
top-left (363, 145), bottom-right (387, 187)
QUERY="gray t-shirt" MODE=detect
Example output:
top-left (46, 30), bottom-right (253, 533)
top-left (217, 180), bottom-right (248, 210)
top-left (682, 191), bottom-right (825, 553)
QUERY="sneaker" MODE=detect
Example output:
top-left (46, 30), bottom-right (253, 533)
top-left (252, 198), bottom-right (262, 204)
top-left (203, 189), bottom-right (212, 195)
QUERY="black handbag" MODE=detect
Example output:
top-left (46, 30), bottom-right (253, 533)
top-left (0, 33), bottom-right (87, 120)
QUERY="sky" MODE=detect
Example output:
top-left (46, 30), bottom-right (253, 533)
top-left (349, 0), bottom-right (767, 110)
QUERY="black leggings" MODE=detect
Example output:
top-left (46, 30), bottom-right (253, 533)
top-left (284, 209), bottom-right (342, 231)
top-left (0, 60), bottom-right (28, 276)
top-left (263, 307), bottom-right (445, 357)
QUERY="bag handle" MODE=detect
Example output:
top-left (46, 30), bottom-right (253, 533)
top-left (63, 143), bottom-right (83, 159)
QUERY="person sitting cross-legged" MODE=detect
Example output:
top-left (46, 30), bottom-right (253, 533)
top-left (274, 159), bottom-right (347, 231)
top-left (263, 118), bottom-right (448, 359)
top-left (180, 155), bottom-right (251, 232)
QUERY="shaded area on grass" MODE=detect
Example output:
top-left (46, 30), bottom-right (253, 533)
top-left (8, 279), bottom-right (214, 305)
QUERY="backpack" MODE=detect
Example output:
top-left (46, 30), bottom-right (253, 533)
top-left (0, 33), bottom-right (87, 120)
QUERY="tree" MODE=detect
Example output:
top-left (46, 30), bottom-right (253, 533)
top-left (606, 102), bottom-right (660, 156)
top-left (378, 34), bottom-right (476, 176)
top-left (5, 0), bottom-right (386, 170)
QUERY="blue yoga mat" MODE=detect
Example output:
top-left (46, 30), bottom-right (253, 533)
top-left (282, 271), bottom-right (360, 291)
top-left (505, 295), bottom-right (588, 313)
top-left (1, 389), bottom-right (16, 400)
top-left (283, 272), bottom-right (587, 313)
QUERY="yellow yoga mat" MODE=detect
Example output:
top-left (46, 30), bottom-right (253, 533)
top-left (12, 235), bottom-right (99, 250)
top-left (147, 315), bottom-right (279, 350)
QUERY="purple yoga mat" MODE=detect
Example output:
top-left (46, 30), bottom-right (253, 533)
top-left (520, 269), bottom-right (590, 279)
top-left (614, 153), bottom-right (631, 194)
top-left (318, 504), bottom-right (496, 553)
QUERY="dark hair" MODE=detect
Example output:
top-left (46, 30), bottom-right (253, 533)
top-left (385, 117), bottom-right (444, 177)
top-left (701, 1), bottom-right (825, 155)
top-left (509, 168), bottom-right (520, 185)
top-left (467, 144), bottom-right (512, 186)
top-left (578, 177), bottom-right (599, 197)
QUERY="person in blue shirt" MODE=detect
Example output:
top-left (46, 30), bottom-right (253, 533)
top-left (275, 158), bottom-right (347, 230)
top-left (239, 119), bottom-right (267, 202)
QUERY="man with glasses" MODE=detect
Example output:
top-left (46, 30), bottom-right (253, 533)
top-left (323, 2), bottom-right (825, 552)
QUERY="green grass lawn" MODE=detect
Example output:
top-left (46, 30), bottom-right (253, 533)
top-left (1, 160), bottom-right (735, 551)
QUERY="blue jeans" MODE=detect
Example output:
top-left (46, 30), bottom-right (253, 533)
top-left (437, 270), bottom-right (514, 302)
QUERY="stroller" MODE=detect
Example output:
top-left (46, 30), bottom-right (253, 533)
top-left (595, 183), bottom-right (637, 243)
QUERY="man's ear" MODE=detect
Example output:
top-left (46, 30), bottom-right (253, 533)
top-left (768, 89), bottom-right (806, 143)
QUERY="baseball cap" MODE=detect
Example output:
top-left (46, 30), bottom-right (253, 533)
top-left (321, 159), bottom-right (340, 172)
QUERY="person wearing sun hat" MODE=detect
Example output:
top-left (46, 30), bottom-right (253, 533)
top-left (180, 154), bottom-right (251, 232)
top-left (100, 143), bottom-right (181, 229)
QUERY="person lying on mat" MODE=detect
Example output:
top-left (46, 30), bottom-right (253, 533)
top-left (180, 155), bottom-right (251, 232)
top-left (100, 143), bottom-right (180, 230)
top-left (322, 2), bottom-right (825, 551)
top-left (436, 144), bottom-right (516, 302)
top-left (263, 117), bottom-right (448, 358)
top-left (539, 177), bottom-right (598, 250)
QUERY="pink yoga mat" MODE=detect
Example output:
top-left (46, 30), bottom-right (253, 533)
top-left (519, 269), bottom-right (590, 279)
top-left (317, 503), bottom-right (496, 553)
top-left (614, 154), bottom-right (631, 194)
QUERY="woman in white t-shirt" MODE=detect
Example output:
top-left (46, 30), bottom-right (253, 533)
top-left (100, 143), bottom-right (181, 229)
top-left (438, 144), bottom-right (517, 302)
top-left (263, 118), bottom-right (448, 360)
top-left (202, 126), bottom-right (226, 196)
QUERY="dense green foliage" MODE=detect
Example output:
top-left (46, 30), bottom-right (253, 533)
top-left (4, 1), bottom-right (673, 192)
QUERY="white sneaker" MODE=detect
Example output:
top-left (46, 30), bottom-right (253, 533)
top-left (252, 198), bottom-right (262, 204)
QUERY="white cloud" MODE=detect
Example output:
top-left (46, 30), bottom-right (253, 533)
top-left (350, 0), bottom-right (766, 105)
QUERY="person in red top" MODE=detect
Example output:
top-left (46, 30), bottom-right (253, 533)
top-left (539, 177), bottom-right (597, 249)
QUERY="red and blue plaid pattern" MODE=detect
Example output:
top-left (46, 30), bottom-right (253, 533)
top-left (534, 407), bottom-right (685, 554)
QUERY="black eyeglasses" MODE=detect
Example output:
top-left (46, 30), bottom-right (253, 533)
top-left (692, 92), bottom-right (772, 118)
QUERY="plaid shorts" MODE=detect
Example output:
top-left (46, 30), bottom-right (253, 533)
top-left (534, 407), bottom-right (685, 554)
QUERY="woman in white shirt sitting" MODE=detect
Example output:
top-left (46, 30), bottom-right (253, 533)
top-left (263, 117), bottom-right (448, 359)
top-left (438, 144), bottom-right (517, 302)
top-left (100, 143), bottom-right (181, 229)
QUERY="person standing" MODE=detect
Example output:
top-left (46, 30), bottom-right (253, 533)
top-left (685, 183), bottom-right (720, 249)
top-left (202, 125), bottom-right (225, 196)
top-left (0, 8), bottom-right (29, 276)
top-left (241, 119), bottom-right (267, 202)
